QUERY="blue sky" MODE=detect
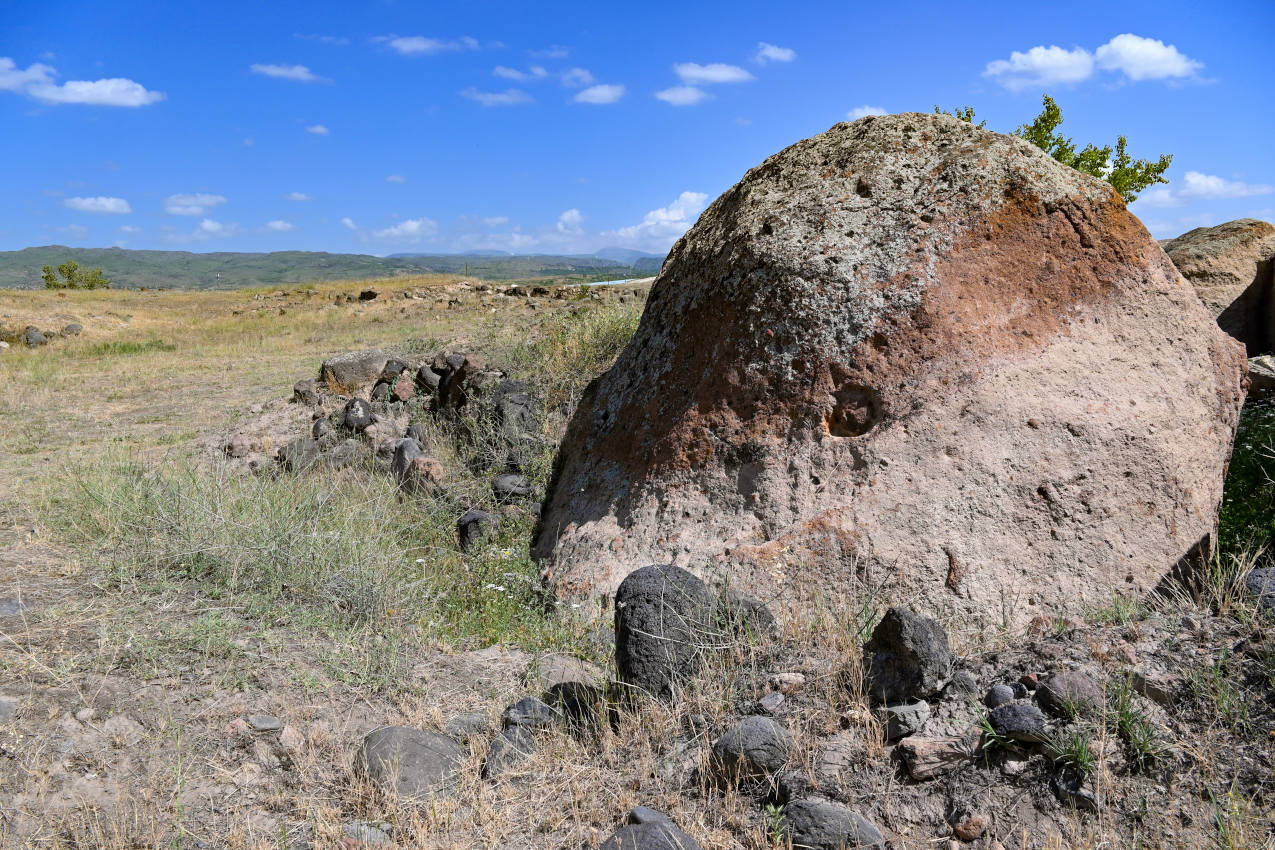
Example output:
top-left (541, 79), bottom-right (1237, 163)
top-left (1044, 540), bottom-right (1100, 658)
top-left (2, 0), bottom-right (1272, 256)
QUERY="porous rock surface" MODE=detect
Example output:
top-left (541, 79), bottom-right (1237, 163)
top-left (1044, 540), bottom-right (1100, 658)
top-left (1162, 218), bottom-right (1275, 356)
top-left (533, 112), bottom-right (1247, 628)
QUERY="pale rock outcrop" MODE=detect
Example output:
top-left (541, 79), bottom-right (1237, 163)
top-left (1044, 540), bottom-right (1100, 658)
top-left (1162, 218), bottom-right (1275, 356)
top-left (532, 113), bottom-right (1247, 629)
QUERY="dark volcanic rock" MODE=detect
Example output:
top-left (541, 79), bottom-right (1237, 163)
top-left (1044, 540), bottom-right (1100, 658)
top-left (782, 798), bottom-right (885, 850)
top-left (599, 823), bottom-right (703, 850)
top-left (342, 398), bottom-right (373, 431)
top-left (614, 564), bottom-right (716, 698)
top-left (989, 703), bottom-right (1049, 743)
top-left (457, 509), bottom-right (499, 551)
top-left (710, 715), bottom-right (796, 782)
top-left (354, 726), bottom-right (463, 800)
top-left (862, 607), bottom-right (950, 704)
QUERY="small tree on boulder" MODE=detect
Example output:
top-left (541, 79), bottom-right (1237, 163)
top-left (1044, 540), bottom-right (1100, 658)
top-left (41, 260), bottom-right (111, 290)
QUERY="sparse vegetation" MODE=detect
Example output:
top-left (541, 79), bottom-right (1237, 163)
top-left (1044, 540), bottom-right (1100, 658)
top-left (936, 94), bottom-right (1173, 202)
top-left (41, 259), bottom-right (110, 290)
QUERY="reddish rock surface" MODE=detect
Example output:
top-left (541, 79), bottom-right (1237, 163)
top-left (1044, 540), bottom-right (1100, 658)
top-left (532, 113), bottom-right (1247, 628)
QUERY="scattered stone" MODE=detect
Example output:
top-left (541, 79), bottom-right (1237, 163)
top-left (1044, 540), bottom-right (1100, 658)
top-left (457, 509), bottom-right (500, 551)
top-left (875, 699), bottom-right (930, 740)
top-left (481, 725), bottom-right (535, 777)
top-left (759, 691), bottom-right (785, 714)
top-left (312, 418), bottom-right (333, 440)
top-left (62, 322), bottom-right (82, 336)
top-left (390, 438), bottom-right (423, 481)
top-left (370, 382), bottom-right (391, 402)
top-left (341, 821), bottom-right (392, 846)
top-left (984, 684), bottom-right (1015, 709)
top-left (614, 564), bottom-right (716, 698)
top-left (321, 349), bottom-right (391, 391)
top-left (24, 327), bottom-right (46, 347)
top-left (527, 653), bottom-right (606, 691)
top-left (379, 358), bottom-right (408, 382)
top-left (946, 670), bottom-right (979, 696)
top-left (444, 712), bottom-right (490, 743)
top-left (492, 472), bottom-right (534, 501)
top-left (782, 798), bottom-right (885, 850)
top-left (950, 813), bottom-right (990, 842)
top-left (1036, 670), bottom-right (1104, 718)
top-left (719, 588), bottom-right (779, 637)
top-left (770, 672), bottom-right (806, 694)
top-left (401, 455), bottom-right (444, 495)
top-left (324, 438), bottom-right (365, 471)
top-left (1020, 673), bottom-right (1039, 690)
top-left (392, 375), bottom-right (415, 402)
top-left (502, 696), bottom-right (560, 729)
top-left (343, 398), bottom-right (373, 431)
top-left (988, 703), bottom-right (1049, 743)
top-left (358, 289), bottom-right (378, 301)
top-left (1010, 681), bottom-right (1029, 699)
top-left (599, 823), bottom-right (703, 850)
top-left (897, 735), bottom-right (975, 781)
top-left (405, 423), bottom-right (429, 444)
top-left (627, 806), bottom-right (672, 825)
top-left (416, 367), bottom-right (441, 393)
top-left (293, 379), bottom-right (319, 405)
top-left (544, 682), bottom-right (604, 732)
top-left (354, 726), bottom-right (463, 800)
top-left (1050, 771), bottom-right (1103, 813)
top-left (711, 715), bottom-right (796, 782)
top-left (863, 607), bottom-right (951, 704)
top-left (1129, 669), bottom-right (1179, 707)
top-left (247, 714), bottom-right (282, 732)
top-left (1244, 568), bottom-right (1275, 612)
top-left (277, 437), bottom-right (320, 472)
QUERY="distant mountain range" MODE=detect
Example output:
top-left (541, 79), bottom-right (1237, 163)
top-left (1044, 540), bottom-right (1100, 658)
top-left (0, 246), bottom-right (664, 290)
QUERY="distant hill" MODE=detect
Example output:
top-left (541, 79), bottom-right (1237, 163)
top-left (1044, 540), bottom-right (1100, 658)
top-left (0, 246), bottom-right (665, 290)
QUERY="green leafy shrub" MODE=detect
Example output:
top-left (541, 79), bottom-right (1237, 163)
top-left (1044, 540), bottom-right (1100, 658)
top-left (42, 260), bottom-right (111, 290)
top-left (1219, 402), bottom-right (1275, 557)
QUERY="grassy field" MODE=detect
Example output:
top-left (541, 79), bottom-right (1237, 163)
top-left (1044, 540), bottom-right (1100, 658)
top-left (1, 277), bottom-right (1274, 849)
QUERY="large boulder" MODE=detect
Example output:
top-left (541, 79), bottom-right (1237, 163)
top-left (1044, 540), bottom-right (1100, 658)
top-left (320, 349), bottom-right (393, 392)
top-left (1162, 219), bottom-right (1275, 356)
top-left (532, 112), bottom-right (1247, 629)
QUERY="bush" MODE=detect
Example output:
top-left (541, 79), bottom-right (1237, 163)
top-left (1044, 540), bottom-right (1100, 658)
top-left (42, 260), bottom-right (111, 290)
top-left (1219, 402), bottom-right (1275, 557)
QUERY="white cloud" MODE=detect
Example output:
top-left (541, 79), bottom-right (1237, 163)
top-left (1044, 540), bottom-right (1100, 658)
top-left (482, 216), bottom-right (509, 226)
top-left (64, 196), bottom-right (131, 214)
top-left (756, 43), bottom-right (796, 63)
top-left (199, 218), bottom-right (227, 235)
top-left (575, 84), bottom-right (625, 104)
top-left (119, 225), bottom-right (142, 234)
top-left (286, 191), bottom-right (311, 201)
top-left (656, 85), bottom-right (709, 106)
top-left (381, 36), bottom-right (477, 55)
top-left (371, 217), bottom-right (438, 242)
top-left (561, 67), bottom-right (594, 87)
top-left (557, 208), bottom-right (584, 234)
top-left (673, 62), bottom-right (754, 85)
top-left (295, 33), bottom-right (350, 46)
top-left (1094, 34), bottom-right (1202, 81)
top-left (264, 220), bottom-right (296, 232)
top-left (985, 34), bottom-right (1204, 90)
top-left (847, 105), bottom-right (887, 120)
top-left (0, 57), bottom-right (55, 92)
top-left (494, 65), bottom-right (549, 81)
top-left (306, 124), bottom-right (329, 135)
top-left (165, 193), bottom-right (227, 216)
top-left (983, 44), bottom-right (1095, 91)
top-left (250, 63), bottom-right (330, 83)
top-left (603, 191), bottom-right (709, 252)
top-left (460, 87), bottom-right (532, 107)
top-left (1133, 171), bottom-right (1272, 209)
top-left (341, 217), bottom-right (358, 230)
top-left (386, 174), bottom-right (406, 183)
top-left (1, 57), bottom-right (164, 106)
top-left (531, 45), bottom-right (569, 59)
